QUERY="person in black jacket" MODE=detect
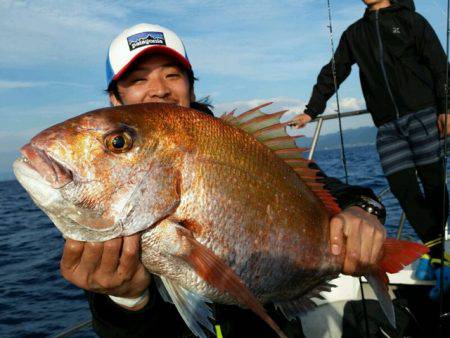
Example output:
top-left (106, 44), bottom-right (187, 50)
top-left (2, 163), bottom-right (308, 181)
top-left (60, 23), bottom-right (388, 337)
top-left (293, 0), bottom-right (450, 300)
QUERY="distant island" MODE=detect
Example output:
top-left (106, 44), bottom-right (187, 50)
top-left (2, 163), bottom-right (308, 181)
top-left (0, 126), bottom-right (377, 182)
top-left (298, 126), bottom-right (377, 150)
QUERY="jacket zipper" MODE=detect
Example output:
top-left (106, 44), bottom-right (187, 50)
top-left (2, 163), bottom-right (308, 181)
top-left (375, 10), bottom-right (400, 118)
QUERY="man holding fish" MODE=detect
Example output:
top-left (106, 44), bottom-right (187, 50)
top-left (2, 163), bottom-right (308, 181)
top-left (50, 23), bottom-right (394, 337)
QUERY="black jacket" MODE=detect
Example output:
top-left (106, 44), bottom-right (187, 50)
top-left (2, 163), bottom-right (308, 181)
top-left (305, 0), bottom-right (449, 127)
top-left (87, 281), bottom-right (305, 338)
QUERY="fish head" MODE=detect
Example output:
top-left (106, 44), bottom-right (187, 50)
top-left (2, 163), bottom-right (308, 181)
top-left (13, 103), bottom-right (184, 241)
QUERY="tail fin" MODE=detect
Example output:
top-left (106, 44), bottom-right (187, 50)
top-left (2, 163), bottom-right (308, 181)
top-left (365, 238), bottom-right (429, 328)
top-left (378, 239), bottom-right (429, 274)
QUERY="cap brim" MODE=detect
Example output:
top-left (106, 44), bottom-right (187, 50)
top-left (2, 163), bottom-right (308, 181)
top-left (112, 45), bottom-right (192, 83)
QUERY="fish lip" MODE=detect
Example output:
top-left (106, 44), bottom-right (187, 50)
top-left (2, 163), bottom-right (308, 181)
top-left (20, 143), bottom-right (73, 189)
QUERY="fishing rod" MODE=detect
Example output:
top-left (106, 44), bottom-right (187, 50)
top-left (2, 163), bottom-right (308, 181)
top-left (325, 1), bottom-right (370, 337)
top-left (325, 0), bottom-right (349, 184)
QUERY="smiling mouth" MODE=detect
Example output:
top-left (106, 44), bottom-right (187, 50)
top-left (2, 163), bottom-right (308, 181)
top-left (20, 143), bottom-right (73, 189)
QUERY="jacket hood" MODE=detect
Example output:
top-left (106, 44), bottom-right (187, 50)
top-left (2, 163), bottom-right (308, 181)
top-left (364, 0), bottom-right (415, 18)
top-left (391, 0), bottom-right (415, 10)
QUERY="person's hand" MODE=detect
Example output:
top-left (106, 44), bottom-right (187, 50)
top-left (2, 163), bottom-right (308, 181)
top-left (437, 113), bottom-right (450, 138)
top-left (329, 206), bottom-right (386, 276)
top-left (289, 113), bottom-right (312, 129)
top-left (60, 234), bottom-right (151, 309)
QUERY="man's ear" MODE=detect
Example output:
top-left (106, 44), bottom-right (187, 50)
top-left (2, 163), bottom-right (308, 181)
top-left (109, 92), bottom-right (122, 106)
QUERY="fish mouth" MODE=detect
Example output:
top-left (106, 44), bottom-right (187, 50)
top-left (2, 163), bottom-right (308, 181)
top-left (19, 143), bottom-right (73, 189)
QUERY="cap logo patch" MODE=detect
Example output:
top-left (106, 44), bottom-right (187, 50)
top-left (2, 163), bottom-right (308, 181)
top-left (127, 31), bottom-right (166, 51)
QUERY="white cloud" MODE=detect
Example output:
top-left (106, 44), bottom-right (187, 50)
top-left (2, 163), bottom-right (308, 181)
top-left (0, 80), bottom-right (94, 90)
top-left (326, 96), bottom-right (365, 114)
top-left (0, 81), bottom-right (38, 89)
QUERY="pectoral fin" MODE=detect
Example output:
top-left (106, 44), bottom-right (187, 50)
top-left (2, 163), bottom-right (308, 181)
top-left (156, 275), bottom-right (215, 338)
top-left (158, 219), bottom-right (287, 338)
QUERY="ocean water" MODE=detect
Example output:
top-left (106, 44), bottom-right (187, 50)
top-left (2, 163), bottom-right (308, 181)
top-left (0, 145), bottom-right (438, 337)
top-left (0, 180), bottom-right (94, 338)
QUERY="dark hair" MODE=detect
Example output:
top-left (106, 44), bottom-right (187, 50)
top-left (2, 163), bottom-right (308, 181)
top-left (191, 97), bottom-right (214, 117)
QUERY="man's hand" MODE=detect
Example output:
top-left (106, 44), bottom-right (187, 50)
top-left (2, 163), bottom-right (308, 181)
top-left (60, 234), bottom-right (151, 309)
top-left (329, 206), bottom-right (386, 276)
top-left (289, 113), bottom-right (312, 129)
top-left (437, 113), bottom-right (450, 138)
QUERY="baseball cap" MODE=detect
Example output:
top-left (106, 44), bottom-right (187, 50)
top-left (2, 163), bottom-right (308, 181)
top-left (106, 23), bottom-right (192, 88)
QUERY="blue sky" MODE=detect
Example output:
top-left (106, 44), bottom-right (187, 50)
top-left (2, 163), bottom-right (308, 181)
top-left (0, 0), bottom-right (447, 175)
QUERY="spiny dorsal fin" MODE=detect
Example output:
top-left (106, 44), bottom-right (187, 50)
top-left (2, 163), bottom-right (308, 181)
top-left (264, 136), bottom-right (298, 150)
top-left (220, 103), bottom-right (340, 216)
top-left (223, 102), bottom-right (273, 126)
top-left (239, 111), bottom-right (288, 133)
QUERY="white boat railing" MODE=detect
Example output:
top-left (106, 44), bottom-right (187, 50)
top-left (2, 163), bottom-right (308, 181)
top-left (307, 109), bottom-right (369, 161)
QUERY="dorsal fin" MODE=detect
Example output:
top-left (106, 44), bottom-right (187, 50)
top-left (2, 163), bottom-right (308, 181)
top-left (220, 103), bottom-right (341, 216)
top-left (225, 102), bottom-right (273, 126)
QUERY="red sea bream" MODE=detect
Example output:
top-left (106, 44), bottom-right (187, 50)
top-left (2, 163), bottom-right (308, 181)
top-left (13, 102), bottom-right (427, 337)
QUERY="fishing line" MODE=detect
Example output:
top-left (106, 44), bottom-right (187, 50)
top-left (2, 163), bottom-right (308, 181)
top-left (325, 1), bottom-right (370, 337)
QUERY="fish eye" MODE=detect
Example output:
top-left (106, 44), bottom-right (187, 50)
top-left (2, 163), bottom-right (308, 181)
top-left (104, 131), bottom-right (133, 153)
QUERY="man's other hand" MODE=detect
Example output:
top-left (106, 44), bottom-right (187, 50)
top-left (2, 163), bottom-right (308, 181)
top-left (289, 113), bottom-right (312, 129)
top-left (329, 206), bottom-right (386, 276)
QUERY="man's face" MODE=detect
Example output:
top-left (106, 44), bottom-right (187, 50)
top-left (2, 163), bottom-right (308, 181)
top-left (110, 53), bottom-right (193, 108)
